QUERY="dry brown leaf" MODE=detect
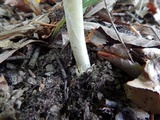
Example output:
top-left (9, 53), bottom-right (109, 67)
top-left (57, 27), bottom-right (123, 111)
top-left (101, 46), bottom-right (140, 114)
top-left (88, 29), bottom-right (107, 46)
top-left (0, 74), bottom-right (9, 93)
top-left (0, 25), bottom-right (36, 40)
top-left (103, 44), bottom-right (132, 59)
top-left (85, 0), bottom-right (117, 18)
top-left (132, 48), bottom-right (160, 60)
top-left (0, 50), bottom-right (17, 64)
top-left (98, 51), bottom-right (143, 78)
top-left (0, 39), bottom-right (44, 63)
top-left (124, 80), bottom-right (160, 114)
top-left (124, 57), bottom-right (160, 113)
top-left (5, 0), bottom-right (42, 15)
top-left (84, 22), bottom-right (160, 47)
top-left (100, 26), bottom-right (160, 47)
top-left (132, 24), bottom-right (160, 40)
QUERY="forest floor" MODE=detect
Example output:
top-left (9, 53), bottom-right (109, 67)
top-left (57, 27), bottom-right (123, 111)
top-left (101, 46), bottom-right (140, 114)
top-left (0, 0), bottom-right (160, 120)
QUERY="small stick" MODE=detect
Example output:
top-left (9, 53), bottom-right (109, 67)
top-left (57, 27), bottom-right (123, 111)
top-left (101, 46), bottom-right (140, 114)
top-left (103, 0), bottom-right (133, 62)
top-left (129, 26), bottom-right (141, 37)
top-left (149, 26), bottom-right (160, 41)
top-left (28, 47), bottom-right (41, 69)
top-left (150, 113), bottom-right (154, 120)
top-left (6, 56), bottom-right (30, 61)
top-left (55, 55), bottom-right (68, 100)
top-left (32, 20), bottom-right (56, 27)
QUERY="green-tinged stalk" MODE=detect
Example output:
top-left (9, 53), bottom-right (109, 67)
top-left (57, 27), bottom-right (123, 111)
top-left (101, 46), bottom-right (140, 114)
top-left (63, 0), bottom-right (91, 74)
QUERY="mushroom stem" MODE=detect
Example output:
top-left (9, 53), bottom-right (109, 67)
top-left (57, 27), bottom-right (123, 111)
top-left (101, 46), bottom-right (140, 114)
top-left (63, 0), bottom-right (91, 74)
top-left (150, 113), bottom-right (154, 120)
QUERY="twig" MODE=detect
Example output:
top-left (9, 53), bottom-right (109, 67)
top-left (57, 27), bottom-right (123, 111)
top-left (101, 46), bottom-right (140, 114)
top-left (6, 56), bottom-right (30, 61)
top-left (150, 113), bottom-right (154, 120)
top-left (149, 26), bottom-right (160, 41)
top-left (28, 47), bottom-right (41, 69)
top-left (103, 0), bottom-right (133, 62)
top-left (126, 11), bottom-right (143, 24)
top-left (55, 55), bottom-right (68, 100)
top-left (22, 44), bottom-right (35, 67)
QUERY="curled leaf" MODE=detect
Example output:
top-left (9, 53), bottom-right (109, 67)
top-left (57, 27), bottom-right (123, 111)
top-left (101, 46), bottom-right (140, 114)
top-left (98, 51), bottom-right (143, 78)
top-left (124, 57), bottom-right (160, 113)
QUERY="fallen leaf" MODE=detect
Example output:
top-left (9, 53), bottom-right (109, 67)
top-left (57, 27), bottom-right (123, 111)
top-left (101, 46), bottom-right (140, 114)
top-left (85, 0), bottom-right (117, 18)
top-left (0, 74), bottom-right (9, 93)
top-left (132, 47), bottom-right (160, 60)
top-left (84, 22), bottom-right (160, 47)
top-left (0, 25), bottom-right (36, 40)
top-left (124, 57), bottom-right (160, 114)
top-left (98, 51), bottom-right (143, 78)
top-left (124, 80), bottom-right (160, 114)
top-left (0, 39), bottom-right (45, 63)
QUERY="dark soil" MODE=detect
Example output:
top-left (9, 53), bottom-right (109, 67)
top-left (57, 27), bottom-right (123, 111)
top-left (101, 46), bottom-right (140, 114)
top-left (1, 43), bottom-right (132, 120)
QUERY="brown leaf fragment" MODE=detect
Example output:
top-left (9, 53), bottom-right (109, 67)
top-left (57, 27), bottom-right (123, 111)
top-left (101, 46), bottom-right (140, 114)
top-left (91, 28), bottom-right (108, 43)
top-left (132, 24), bottom-right (160, 40)
top-left (124, 57), bottom-right (160, 114)
top-left (0, 74), bottom-right (9, 93)
top-left (98, 51), bottom-right (143, 78)
top-left (100, 26), bottom-right (160, 47)
top-left (124, 81), bottom-right (160, 114)
top-left (132, 47), bottom-right (160, 60)
top-left (103, 44), bottom-right (132, 59)
top-left (0, 25), bottom-right (36, 41)
top-left (0, 49), bottom-right (17, 64)
top-left (0, 39), bottom-right (44, 64)
top-left (5, 0), bottom-right (42, 15)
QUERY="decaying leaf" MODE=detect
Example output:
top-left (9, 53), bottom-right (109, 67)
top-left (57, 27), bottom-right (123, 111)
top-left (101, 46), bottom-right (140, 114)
top-left (0, 39), bottom-right (44, 63)
top-left (124, 57), bottom-right (160, 114)
top-left (132, 24), bottom-right (160, 40)
top-left (0, 25), bottom-right (36, 40)
top-left (0, 74), bottom-right (9, 94)
top-left (84, 21), bottom-right (160, 47)
top-left (103, 44), bottom-right (132, 59)
top-left (100, 26), bottom-right (160, 47)
top-left (5, 0), bottom-right (42, 15)
top-left (98, 51), bottom-right (143, 78)
top-left (84, 0), bottom-right (117, 18)
top-left (132, 47), bottom-right (160, 60)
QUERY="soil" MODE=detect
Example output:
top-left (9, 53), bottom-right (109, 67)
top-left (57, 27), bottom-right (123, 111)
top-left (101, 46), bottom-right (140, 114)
top-left (1, 41), bottom-right (132, 120)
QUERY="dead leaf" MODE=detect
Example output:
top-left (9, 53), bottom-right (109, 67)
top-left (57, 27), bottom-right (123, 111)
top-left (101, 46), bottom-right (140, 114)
top-left (5, 0), bottom-right (42, 15)
top-left (98, 51), bottom-right (143, 78)
top-left (0, 74), bottom-right (9, 93)
top-left (132, 47), bottom-right (160, 60)
top-left (88, 28), bottom-right (107, 46)
top-left (124, 80), bottom-right (160, 114)
top-left (85, 0), bottom-right (117, 18)
top-left (0, 49), bottom-right (17, 64)
top-left (0, 25), bottom-right (36, 40)
top-left (124, 57), bottom-right (160, 113)
top-left (84, 22), bottom-right (160, 47)
top-left (0, 39), bottom-right (45, 63)
top-left (100, 26), bottom-right (160, 47)
top-left (103, 44), bottom-right (132, 59)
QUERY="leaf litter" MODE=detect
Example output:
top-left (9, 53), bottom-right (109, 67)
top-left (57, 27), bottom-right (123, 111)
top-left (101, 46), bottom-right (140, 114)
top-left (1, 0), bottom-right (160, 119)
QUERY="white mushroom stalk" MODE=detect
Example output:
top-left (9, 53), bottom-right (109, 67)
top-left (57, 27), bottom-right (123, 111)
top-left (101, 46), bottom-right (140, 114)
top-left (63, 0), bottom-right (91, 74)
